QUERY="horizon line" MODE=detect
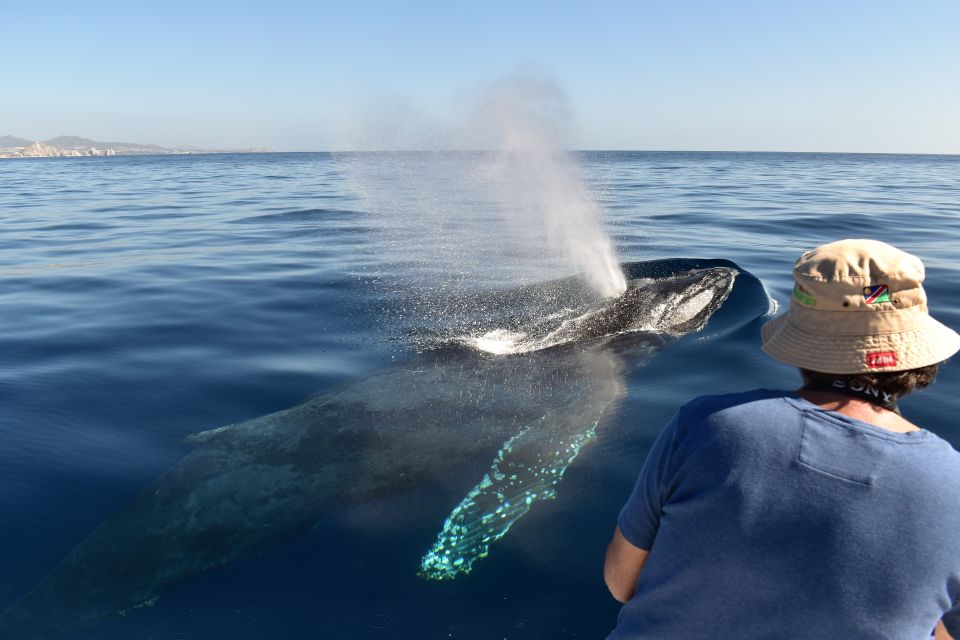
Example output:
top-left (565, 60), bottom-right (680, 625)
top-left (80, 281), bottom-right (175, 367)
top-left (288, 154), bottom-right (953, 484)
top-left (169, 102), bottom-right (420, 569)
top-left (5, 148), bottom-right (959, 159)
top-left (281, 148), bottom-right (960, 157)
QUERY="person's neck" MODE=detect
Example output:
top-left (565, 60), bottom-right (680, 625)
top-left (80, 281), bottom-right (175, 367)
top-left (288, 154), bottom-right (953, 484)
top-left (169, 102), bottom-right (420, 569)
top-left (797, 389), bottom-right (921, 434)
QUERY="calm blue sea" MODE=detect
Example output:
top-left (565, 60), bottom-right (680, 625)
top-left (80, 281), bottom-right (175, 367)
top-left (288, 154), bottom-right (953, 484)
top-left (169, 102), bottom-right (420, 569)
top-left (1, 151), bottom-right (959, 639)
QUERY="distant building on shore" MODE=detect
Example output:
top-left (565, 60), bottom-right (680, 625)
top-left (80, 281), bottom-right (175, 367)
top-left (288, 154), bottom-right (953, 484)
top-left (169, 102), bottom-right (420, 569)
top-left (11, 141), bottom-right (117, 158)
top-left (0, 135), bottom-right (271, 159)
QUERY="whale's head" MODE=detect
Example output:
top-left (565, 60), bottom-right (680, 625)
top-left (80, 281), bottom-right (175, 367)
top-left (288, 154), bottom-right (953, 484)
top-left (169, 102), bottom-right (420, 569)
top-left (463, 266), bottom-right (738, 354)
top-left (610, 266), bottom-right (738, 336)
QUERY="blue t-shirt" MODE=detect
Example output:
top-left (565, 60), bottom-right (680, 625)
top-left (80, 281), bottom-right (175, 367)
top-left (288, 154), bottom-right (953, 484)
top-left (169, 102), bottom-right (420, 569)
top-left (610, 390), bottom-right (960, 640)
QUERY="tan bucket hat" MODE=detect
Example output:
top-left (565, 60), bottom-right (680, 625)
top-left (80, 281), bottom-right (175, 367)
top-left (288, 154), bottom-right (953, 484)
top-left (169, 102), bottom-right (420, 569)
top-left (761, 239), bottom-right (960, 373)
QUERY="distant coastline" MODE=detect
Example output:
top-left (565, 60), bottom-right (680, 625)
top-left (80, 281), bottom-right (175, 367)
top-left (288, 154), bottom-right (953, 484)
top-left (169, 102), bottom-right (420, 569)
top-left (0, 135), bottom-right (272, 159)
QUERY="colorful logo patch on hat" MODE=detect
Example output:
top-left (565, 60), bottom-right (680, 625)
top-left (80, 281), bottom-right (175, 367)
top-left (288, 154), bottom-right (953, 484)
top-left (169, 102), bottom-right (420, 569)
top-left (793, 284), bottom-right (816, 307)
top-left (866, 351), bottom-right (897, 368)
top-left (863, 285), bottom-right (890, 304)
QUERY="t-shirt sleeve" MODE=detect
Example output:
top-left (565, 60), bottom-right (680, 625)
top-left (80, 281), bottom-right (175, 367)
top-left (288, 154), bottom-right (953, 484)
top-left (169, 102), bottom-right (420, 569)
top-left (616, 410), bottom-right (681, 551)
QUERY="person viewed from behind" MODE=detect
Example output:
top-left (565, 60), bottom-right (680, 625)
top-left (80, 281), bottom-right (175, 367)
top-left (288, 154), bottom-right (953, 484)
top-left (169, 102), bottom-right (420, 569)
top-left (604, 239), bottom-right (960, 639)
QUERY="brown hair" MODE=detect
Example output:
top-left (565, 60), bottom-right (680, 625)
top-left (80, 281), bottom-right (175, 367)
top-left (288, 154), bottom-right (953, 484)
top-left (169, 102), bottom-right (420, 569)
top-left (800, 363), bottom-right (941, 400)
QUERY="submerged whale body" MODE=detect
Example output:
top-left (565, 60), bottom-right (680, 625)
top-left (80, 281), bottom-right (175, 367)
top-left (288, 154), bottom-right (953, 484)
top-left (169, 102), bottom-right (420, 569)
top-left (0, 259), bottom-right (762, 639)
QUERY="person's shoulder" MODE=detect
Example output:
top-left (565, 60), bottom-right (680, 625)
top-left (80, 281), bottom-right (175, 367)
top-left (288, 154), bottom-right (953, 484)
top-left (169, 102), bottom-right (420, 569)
top-left (666, 390), bottom-right (799, 451)
top-left (677, 388), bottom-right (795, 422)
top-left (917, 430), bottom-right (960, 465)
top-left (894, 431), bottom-right (960, 514)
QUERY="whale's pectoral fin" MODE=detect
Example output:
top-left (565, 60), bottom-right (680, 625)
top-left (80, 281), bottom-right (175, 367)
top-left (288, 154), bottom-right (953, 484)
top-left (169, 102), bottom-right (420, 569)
top-left (418, 351), bottom-right (628, 580)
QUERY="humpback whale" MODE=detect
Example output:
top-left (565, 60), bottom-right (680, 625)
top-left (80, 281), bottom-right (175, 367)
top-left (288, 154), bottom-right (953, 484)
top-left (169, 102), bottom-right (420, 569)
top-left (0, 260), bottom-right (747, 640)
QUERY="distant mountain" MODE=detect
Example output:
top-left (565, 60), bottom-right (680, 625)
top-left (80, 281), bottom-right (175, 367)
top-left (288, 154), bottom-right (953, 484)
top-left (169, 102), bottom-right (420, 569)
top-left (0, 135), bottom-right (32, 147)
top-left (43, 135), bottom-right (168, 151)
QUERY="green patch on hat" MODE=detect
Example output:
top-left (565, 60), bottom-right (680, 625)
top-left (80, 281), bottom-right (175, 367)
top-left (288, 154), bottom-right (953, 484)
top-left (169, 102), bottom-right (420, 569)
top-left (793, 284), bottom-right (816, 307)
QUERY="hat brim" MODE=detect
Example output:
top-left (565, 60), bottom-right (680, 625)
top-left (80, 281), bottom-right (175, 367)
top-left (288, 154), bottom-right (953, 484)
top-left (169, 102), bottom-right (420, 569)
top-left (761, 312), bottom-right (960, 373)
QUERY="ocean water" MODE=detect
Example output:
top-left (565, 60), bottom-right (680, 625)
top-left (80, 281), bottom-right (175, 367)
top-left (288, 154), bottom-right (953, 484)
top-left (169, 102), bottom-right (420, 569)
top-left (1, 151), bottom-right (959, 639)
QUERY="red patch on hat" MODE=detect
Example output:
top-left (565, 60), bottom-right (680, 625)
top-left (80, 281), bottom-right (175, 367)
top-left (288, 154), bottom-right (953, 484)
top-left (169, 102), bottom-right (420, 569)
top-left (866, 351), bottom-right (898, 368)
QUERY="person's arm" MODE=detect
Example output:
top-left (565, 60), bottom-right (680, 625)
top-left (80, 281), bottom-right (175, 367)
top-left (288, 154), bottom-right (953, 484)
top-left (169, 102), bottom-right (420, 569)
top-left (603, 526), bottom-right (649, 603)
top-left (937, 620), bottom-right (956, 640)
top-left (605, 410), bottom-right (683, 602)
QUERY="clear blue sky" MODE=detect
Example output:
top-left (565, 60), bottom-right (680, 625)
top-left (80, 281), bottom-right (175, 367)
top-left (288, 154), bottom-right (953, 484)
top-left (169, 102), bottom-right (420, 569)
top-left (4, 0), bottom-right (958, 153)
